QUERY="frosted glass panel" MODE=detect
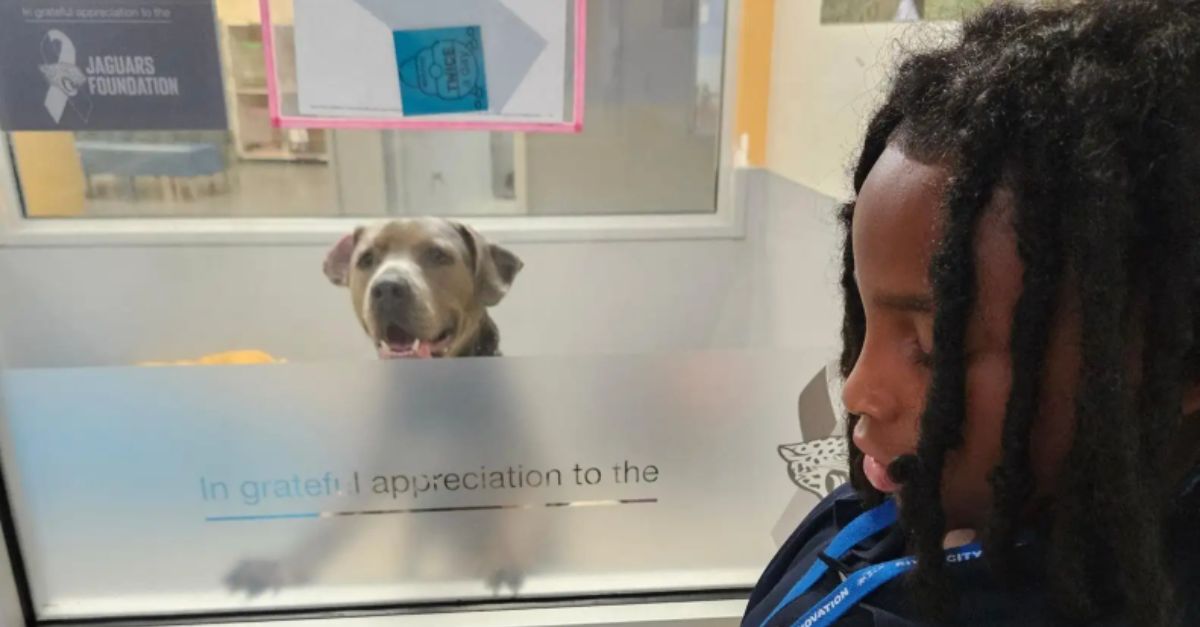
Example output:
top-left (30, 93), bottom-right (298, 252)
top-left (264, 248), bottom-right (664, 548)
top-left (0, 350), bottom-right (838, 620)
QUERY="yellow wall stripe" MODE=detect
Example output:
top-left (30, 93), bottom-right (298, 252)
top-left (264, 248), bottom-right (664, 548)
top-left (735, 0), bottom-right (775, 167)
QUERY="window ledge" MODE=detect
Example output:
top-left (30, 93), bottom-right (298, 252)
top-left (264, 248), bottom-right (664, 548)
top-left (169, 598), bottom-right (746, 627)
top-left (0, 207), bottom-right (747, 247)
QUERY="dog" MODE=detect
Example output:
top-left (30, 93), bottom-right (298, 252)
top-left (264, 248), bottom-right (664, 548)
top-left (323, 218), bottom-right (523, 359)
top-left (225, 219), bottom-right (531, 599)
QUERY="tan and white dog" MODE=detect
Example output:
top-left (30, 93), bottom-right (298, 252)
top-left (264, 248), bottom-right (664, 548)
top-left (324, 218), bottom-right (523, 359)
top-left (225, 220), bottom-right (530, 597)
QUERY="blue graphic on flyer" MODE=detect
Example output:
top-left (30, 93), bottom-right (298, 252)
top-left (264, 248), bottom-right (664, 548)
top-left (393, 26), bottom-right (488, 115)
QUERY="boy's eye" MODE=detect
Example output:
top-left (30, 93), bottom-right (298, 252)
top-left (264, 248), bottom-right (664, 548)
top-left (907, 338), bottom-right (934, 368)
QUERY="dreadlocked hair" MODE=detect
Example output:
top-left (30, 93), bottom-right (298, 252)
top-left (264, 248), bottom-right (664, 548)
top-left (838, 1), bottom-right (1200, 624)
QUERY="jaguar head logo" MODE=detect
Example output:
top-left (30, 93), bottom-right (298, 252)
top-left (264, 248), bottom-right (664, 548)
top-left (778, 364), bottom-right (850, 499)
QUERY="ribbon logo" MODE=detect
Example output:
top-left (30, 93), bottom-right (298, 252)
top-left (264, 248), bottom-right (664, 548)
top-left (38, 29), bottom-right (91, 124)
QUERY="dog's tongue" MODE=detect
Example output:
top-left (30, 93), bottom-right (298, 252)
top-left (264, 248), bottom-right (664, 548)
top-left (379, 340), bottom-right (434, 359)
top-left (380, 322), bottom-right (435, 359)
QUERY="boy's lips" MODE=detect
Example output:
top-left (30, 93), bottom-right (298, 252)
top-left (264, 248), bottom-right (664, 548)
top-left (863, 454), bottom-right (901, 493)
top-left (853, 427), bottom-right (907, 493)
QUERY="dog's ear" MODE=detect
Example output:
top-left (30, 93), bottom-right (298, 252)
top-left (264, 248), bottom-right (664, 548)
top-left (323, 227), bottom-right (364, 287)
top-left (453, 222), bottom-right (523, 306)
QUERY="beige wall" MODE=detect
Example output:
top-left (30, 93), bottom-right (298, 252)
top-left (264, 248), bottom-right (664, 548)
top-left (765, 2), bottom-right (956, 198)
top-left (216, 0), bottom-right (292, 24)
top-left (735, 0), bottom-right (775, 167)
top-left (10, 132), bottom-right (86, 217)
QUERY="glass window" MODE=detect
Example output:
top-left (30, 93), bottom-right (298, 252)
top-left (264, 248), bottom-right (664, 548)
top-left (7, 0), bottom-right (726, 220)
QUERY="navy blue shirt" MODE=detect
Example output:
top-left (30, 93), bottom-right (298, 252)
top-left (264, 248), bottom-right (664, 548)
top-left (742, 467), bottom-right (1200, 627)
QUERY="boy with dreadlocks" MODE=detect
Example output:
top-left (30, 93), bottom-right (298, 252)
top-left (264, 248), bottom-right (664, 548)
top-left (742, 1), bottom-right (1200, 626)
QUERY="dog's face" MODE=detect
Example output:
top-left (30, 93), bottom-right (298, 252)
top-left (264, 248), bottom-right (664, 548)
top-left (324, 219), bottom-right (523, 359)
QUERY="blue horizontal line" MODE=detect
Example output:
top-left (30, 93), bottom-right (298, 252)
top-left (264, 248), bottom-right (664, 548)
top-left (206, 512), bottom-right (319, 522)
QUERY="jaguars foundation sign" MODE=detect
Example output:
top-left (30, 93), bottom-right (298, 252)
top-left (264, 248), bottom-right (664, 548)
top-left (0, 0), bottom-right (226, 130)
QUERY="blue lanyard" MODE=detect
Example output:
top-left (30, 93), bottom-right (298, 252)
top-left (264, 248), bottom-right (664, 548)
top-left (788, 542), bottom-right (983, 627)
top-left (757, 499), bottom-right (984, 627)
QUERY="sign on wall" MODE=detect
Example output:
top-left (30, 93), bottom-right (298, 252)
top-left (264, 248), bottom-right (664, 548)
top-left (0, 0), bottom-right (227, 130)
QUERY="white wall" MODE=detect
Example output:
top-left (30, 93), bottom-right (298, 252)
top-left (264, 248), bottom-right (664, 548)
top-left (766, 2), bottom-right (957, 198)
top-left (0, 171), bottom-right (844, 369)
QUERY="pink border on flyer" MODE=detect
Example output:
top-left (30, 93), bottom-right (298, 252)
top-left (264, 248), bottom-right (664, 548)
top-left (259, 0), bottom-right (587, 133)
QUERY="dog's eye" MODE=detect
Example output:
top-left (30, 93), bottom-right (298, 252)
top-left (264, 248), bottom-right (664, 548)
top-left (422, 246), bottom-right (454, 266)
top-left (357, 250), bottom-right (377, 269)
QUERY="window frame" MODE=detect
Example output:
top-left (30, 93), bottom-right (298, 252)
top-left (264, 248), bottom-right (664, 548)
top-left (0, 0), bottom-right (746, 248)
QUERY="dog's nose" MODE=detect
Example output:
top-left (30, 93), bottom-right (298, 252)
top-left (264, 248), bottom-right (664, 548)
top-left (371, 280), bottom-right (413, 305)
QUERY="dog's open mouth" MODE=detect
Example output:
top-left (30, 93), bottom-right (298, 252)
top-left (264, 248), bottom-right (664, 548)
top-left (378, 323), bottom-right (454, 359)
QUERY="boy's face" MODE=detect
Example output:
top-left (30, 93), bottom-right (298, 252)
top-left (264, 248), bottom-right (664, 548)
top-left (844, 143), bottom-right (1082, 530)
